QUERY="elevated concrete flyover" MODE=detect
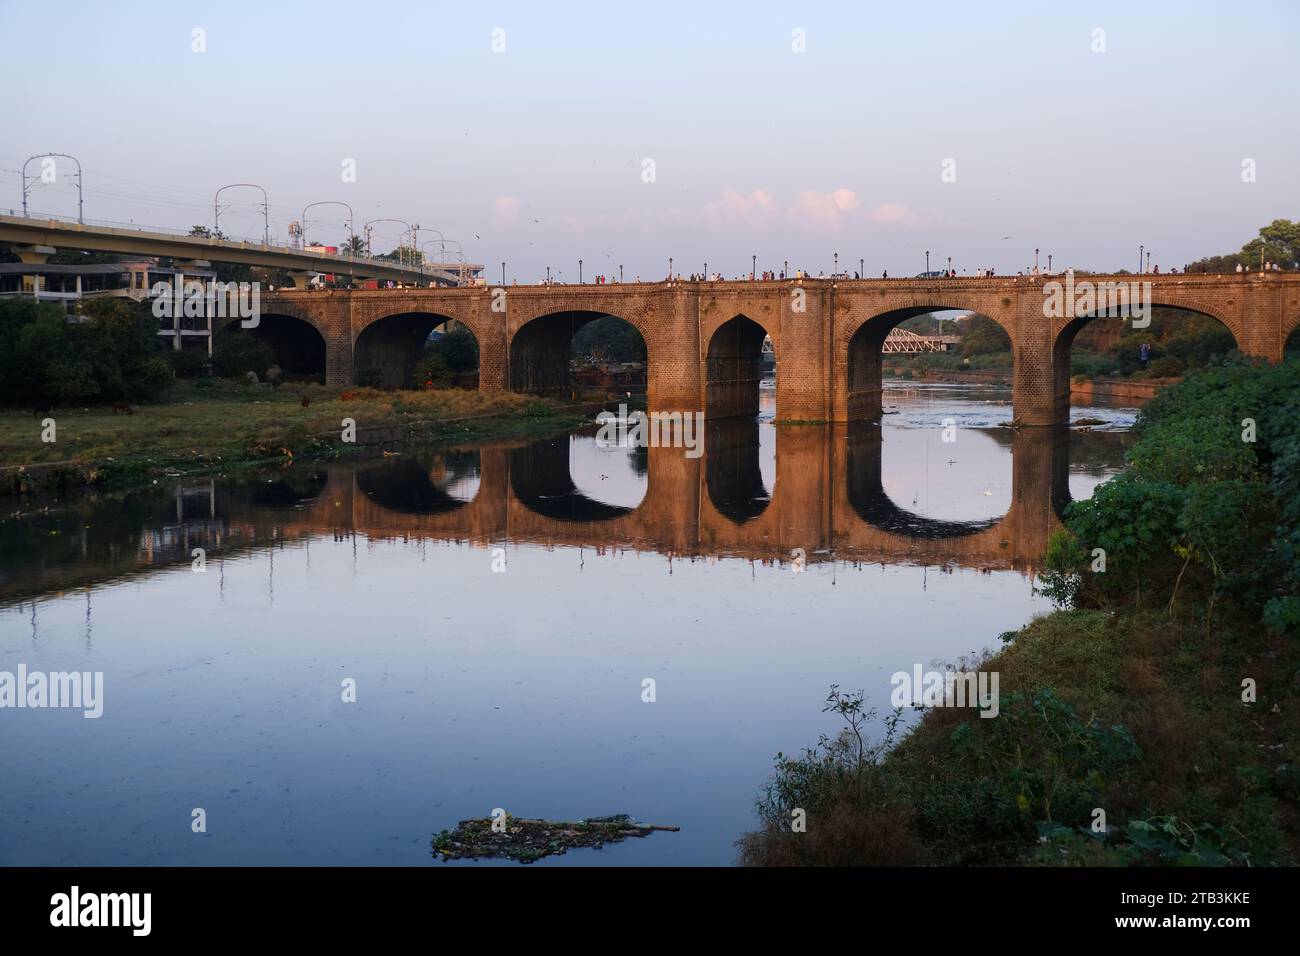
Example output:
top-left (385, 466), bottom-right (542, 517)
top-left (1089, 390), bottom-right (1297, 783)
top-left (0, 213), bottom-right (465, 287)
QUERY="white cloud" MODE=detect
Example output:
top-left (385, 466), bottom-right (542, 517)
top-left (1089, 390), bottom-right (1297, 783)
top-left (788, 188), bottom-right (862, 231)
top-left (703, 189), bottom-right (777, 227)
top-left (870, 202), bottom-right (912, 224)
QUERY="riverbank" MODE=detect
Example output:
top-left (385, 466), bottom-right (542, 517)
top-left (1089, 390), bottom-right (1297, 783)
top-left (0, 381), bottom-right (613, 494)
top-left (885, 364), bottom-right (1175, 405)
top-left (742, 360), bottom-right (1300, 866)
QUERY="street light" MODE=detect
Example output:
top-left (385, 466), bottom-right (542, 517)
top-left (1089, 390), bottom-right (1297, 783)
top-left (301, 201), bottom-right (355, 252)
top-left (364, 218), bottom-right (413, 265)
top-left (859, 257), bottom-right (864, 279)
top-left (668, 257), bottom-right (673, 280)
top-left (579, 259), bottom-right (583, 284)
top-left (947, 256), bottom-right (952, 275)
top-left (619, 264), bottom-right (623, 283)
top-left (925, 250), bottom-right (930, 273)
top-left (752, 254), bottom-right (757, 280)
top-left (834, 252), bottom-right (838, 277)
top-left (22, 153), bottom-right (83, 223)
top-left (214, 183), bottom-right (269, 244)
top-left (501, 262), bottom-right (506, 285)
top-left (1139, 245), bottom-right (1144, 275)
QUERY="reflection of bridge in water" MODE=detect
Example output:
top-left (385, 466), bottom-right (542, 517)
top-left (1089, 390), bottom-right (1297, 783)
top-left (1, 423), bottom-right (1074, 608)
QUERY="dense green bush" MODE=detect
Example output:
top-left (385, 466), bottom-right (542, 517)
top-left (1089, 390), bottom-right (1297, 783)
top-left (0, 296), bottom-right (173, 406)
top-left (212, 333), bottom-right (275, 379)
top-left (413, 325), bottom-right (479, 387)
top-left (1042, 360), bottom-right (1300, 631)
top-left (170, 348), bottom-right (211, 378)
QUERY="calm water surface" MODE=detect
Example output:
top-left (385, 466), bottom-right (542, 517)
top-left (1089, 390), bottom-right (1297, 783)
top-left (0, 383), bottom-right (1136, 865)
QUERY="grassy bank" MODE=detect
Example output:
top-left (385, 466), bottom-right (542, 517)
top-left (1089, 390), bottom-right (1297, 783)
top-left (741, 358), bottom-right (1300, 866)
top-left (0, 380), bottom-right (602, 492)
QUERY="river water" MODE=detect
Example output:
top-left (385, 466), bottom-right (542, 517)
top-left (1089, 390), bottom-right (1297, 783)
top-left (0, 383), bottom-right (1135, 865)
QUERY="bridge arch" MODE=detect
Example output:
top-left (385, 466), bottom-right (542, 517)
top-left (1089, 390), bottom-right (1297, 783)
top-left (704, 312), bottom-right (776, 419)
top-left (215, 310), bottom-right (327, 381)
top-left (508, 309), bottom-right (647, 397)
top-left (840, 303), bottom-right (1013, 421)
top-left (353, 311), bottom-right (478, 389)
top-left (1050, 299), bottom-right (1242, 420)
top-left (1284, 311), bottom-right (1300, 356)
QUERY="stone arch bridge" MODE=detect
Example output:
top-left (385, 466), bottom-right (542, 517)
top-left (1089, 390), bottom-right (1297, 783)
top-left (238, 273), bottom-right (1300, 425)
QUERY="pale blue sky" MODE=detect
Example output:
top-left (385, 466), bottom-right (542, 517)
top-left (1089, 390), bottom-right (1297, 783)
top-left (2, 0), bottom-right (1296, 278)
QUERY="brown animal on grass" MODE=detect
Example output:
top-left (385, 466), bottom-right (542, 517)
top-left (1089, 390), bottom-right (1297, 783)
top-left (339, 390), bottom-right (360, 402)
top-left (112, 401), bottom-right (133, 415)
top-left (301, 395), bottom-right (311, 408)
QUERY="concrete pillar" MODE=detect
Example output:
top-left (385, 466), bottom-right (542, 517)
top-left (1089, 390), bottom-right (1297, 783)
top-left (14, 245), bottom-right (55, 264)
top-left (171, 270), bottom-right (183, 350)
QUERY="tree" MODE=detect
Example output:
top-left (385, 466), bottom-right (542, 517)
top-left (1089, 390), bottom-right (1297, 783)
top-left (958, 314), bottom-right (1011, 357)
top-left (1186, 218), bottom-right (1300, 272)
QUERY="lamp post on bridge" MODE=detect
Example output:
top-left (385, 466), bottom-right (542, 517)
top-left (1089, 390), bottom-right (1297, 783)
top-left (22, 153), bottom-right (84, 223)
top-left (859, 257), bottom-right (864, 280)
top-left (668, 257), bottom-right (673, 281)
top-left (546, 266), bottom-right (551, 284)
top-left (833, 252), bottom-right (838, 278)
top-left (214, 183), bottom-right (270, 244)
top-left (947, 255), bottom-right (952, 276)
top-left (301, 201), bottom-right (355, 254)
top-left (752, 254), bottom-right (757, 280)
top-left (579, 259), bottom-right (583, 284)
top-left (1139, 245), bottom-right (1144, 275)
top-left (925, 250), bottom-right (930, 274)
top-left (1048, 254), bottom-right (1053, 272)
top-left (619, 264), bottom-right (623, 283)
top-left (501, 262), bottom-right (506, 285)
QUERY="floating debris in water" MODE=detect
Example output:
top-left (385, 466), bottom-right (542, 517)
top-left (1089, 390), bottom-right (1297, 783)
top-left (431, 814), bottom-right (679, 864)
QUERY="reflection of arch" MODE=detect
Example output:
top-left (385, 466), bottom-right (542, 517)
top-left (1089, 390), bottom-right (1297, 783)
top-left (704, 419), bottom-right (771, 522)
top-left (845, 423), bottom-right (1001, 537)
top-left (354, 311), bottom-right (476, 389)
top-left (843, 306), bottom-right (1011, 421)
top-left (705, 314), bottom-right (773, 420)
top-left (509, 310), bottom-right (645, 396)
top-left (220, 469), bottom-right (329, 508)
top-left (218, 312), bottom-right (327, 380)
top-left (355, 451), bottom-right (480, 514)
top-left (509, 436), bottom-right (636, 521)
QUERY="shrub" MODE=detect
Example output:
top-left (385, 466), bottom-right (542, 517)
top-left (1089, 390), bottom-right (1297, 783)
top-left (212, 334), bottom-right (275, 379)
